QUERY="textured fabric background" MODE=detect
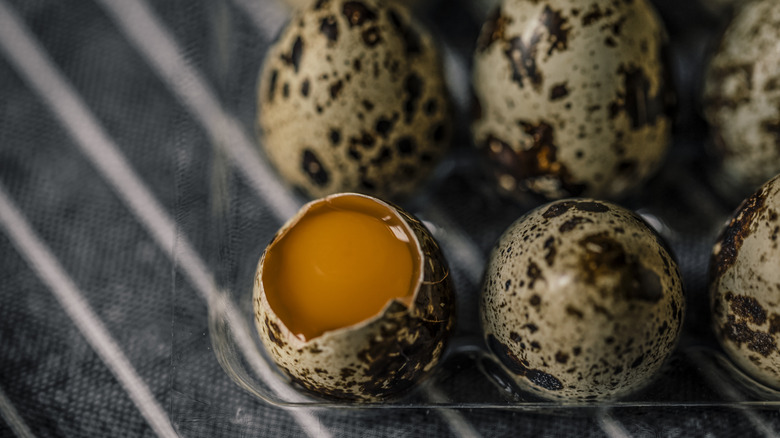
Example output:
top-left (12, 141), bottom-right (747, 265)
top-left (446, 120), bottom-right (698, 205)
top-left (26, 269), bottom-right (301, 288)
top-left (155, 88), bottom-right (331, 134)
top-left (2, 0), bottom-right (780, 436)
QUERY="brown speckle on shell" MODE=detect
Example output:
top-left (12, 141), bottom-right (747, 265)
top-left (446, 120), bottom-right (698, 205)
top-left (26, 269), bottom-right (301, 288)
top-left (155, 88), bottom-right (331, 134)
top-left (396, 137), bottom-right (415, 156)
top-left (608, 65), bottom-right (666, 130)
top-left (267, 70), bottom-right (279, 102)
top-left (481, 121), bottom-right (587, 199)
top-left (329, 128), bottom-right (341, 145)
top-left (375, 116), bottom-right (395, 138)
top-left (505, 35), bottom-right (543, 91)
top-left (301, 78), bottom-right (311, 97)
top-left (329, 79), bottom-right (344, 99)
top-left (728, 294), bottom-right (767, 325)
top-left (320, 15), bottom-right (339, 42)
top-left (711, 186), bottom-right (767, 279)
top-left (281, 36), bottom-right (304, 73)
top-left (361, 26), bottom-right (382, 46)
top-left (549, 82), bottom-right (569, 101)
top-left (302, 149), bottom-right (330, 186)
top-left (582, 3), bottom-right (606, 26)
top-left (265, 317), bottom-right (287, 349)
top-left (403, 73), bottom-right (423, 123)
top-left (543, 236), bottom-right (556, 266)
top-left (487, 335), bottom-right (564, 391)
top-left (540, 5), bottom-right (571, 57)
top-left (342, 1), bottom-right (377, 26)
top-left (559, 216), bottom-right (593, 233)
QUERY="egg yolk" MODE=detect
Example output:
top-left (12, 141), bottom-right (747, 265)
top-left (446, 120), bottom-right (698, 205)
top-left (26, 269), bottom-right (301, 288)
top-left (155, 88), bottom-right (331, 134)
top-left (263, 195), bottom-right (420, 341)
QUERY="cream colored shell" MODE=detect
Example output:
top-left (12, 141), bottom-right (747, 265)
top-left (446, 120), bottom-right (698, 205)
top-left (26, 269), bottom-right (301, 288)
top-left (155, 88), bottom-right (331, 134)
top-left (472, 0), bottom-right (673, 200)
top-left (710, 174), bottom-right (780, 389)
top-left (703, 0), bottom-right (780, 192)
top-left (257, 0), bottom-right (452, 200)
top-left (480, 199), bottom-right (684, 401)
top-left (253, 194), bottom-right (455, 401)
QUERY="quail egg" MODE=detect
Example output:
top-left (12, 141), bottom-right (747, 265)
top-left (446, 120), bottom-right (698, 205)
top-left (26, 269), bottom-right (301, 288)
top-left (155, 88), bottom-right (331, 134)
top-left (480, 199), bottom-right (685, 401)
top-left (710, 174), bottom-right (780, 389)
top-left (257, 0), bottom-right (452, 200)
top-left (253, 193), bottom-right (455, 401)
top-left (472, 0), bottom-right (675, 200)
top-left (703, 0), bottom-right (780, 194)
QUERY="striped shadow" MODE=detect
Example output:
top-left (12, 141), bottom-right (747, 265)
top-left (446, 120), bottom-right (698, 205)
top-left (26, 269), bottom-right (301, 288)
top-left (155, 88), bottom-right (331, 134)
top-left (686, 347), bottom-right (779, 437)
top-left (0, 183), bottom-right (178, 438)
top-left (185, 1), bottom-right (779, 436)
top-left (93, 0), bottom-right (482, 437)
top-left (0, 2), bottom-right (328, 437)
top-left (0, 384), bottom-right (35, 438)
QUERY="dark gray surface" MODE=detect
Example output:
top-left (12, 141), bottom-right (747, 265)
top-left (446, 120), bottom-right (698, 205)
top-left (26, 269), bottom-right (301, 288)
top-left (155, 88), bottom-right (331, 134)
top-left (1, 0), bottom-right (779, 436)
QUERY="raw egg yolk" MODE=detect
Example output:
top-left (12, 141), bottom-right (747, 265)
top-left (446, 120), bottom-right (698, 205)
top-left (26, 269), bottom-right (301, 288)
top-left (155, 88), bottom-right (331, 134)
top-left (263, 195), bottom-right (420, 340)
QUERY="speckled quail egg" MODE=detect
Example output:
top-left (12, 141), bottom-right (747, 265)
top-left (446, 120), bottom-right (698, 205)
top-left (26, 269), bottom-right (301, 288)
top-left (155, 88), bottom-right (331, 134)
top-left (253, 193), bottom-right (455, 401)
top-left (710, 174), bottom-right (780, 389)
top-left (472, 0), bottom-right (675, 200)
top-left (703, 0), bottom-right (780, 194)
top-left (257, 0), bottom-right (452, 200)
top-left (480, 199), bottom-right (685, 401)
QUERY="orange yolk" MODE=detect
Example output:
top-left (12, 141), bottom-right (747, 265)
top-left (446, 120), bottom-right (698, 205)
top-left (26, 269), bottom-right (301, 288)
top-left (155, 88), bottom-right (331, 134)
top-left (263, 195), bottom-right (420, 340)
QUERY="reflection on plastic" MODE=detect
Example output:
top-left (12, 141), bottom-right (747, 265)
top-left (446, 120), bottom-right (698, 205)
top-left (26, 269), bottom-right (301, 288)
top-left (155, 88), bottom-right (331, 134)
top-left (211, 288), bottom-right (780, 408)
top-left (208, 293), bottom-right (314, 405)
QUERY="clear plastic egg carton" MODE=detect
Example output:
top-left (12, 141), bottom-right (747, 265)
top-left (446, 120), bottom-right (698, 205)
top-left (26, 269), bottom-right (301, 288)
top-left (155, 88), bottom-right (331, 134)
top-left (198, 0), bottom-right (780, 410)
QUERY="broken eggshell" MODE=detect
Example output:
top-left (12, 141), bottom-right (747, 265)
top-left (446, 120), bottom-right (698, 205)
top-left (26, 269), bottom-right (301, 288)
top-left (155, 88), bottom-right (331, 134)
top-left (253, 193), bottom-right (455, 402)
top-left (710, 174), bottom-right (780, 390)
top-left (471, 0), bottom-right (675, 200)
top-left (480, 199), bottom-right (685, 401)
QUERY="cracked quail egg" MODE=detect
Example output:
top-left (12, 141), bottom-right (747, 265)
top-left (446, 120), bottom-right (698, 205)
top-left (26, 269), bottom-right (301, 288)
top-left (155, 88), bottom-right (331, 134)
top-left (703, 0), bottom-right (780, 194)
top-left (257, 0), bottom-right (452, 200)
top-left (480, 199), bottom-right (685, 401)
top-left (253, 193), bottom-right (455, 401)
top-left (472, 0), bottom-right (675, 200)
top-left (710, 174), bottom-right (780, 389)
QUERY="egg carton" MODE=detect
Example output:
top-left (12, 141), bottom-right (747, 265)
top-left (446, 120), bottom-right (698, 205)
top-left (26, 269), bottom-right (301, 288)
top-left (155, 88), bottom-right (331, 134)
top-left (207, 158), bottom-right (780, 410)
top-left (192, 0), bottom-right (780, 409)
